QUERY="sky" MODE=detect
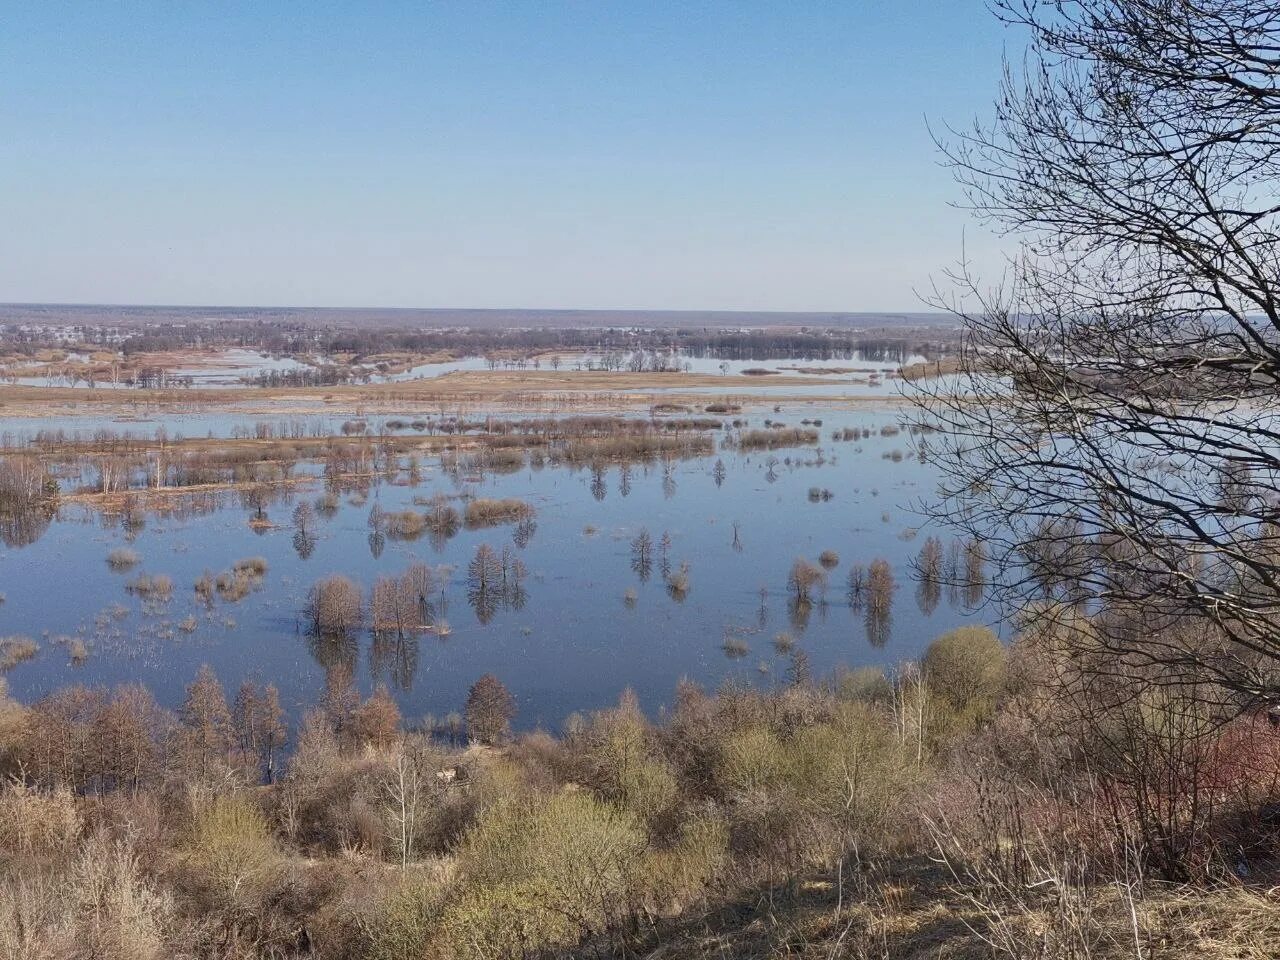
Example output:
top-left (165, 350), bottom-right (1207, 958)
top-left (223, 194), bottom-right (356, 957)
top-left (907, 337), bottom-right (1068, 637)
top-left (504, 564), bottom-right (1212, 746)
top-left (0, 2), bottom-right (1014, 312)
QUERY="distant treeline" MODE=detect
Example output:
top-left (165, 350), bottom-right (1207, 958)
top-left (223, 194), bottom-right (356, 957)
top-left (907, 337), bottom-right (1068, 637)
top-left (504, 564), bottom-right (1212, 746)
top-left (2, 320), bottom-right (959, 364)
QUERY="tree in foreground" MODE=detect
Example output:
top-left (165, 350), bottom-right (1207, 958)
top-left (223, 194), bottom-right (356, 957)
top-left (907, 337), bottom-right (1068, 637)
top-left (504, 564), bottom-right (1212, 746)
top-left (919, 0), bottom-right (1280, 705)
top-left (465, 673), bottom-right (516, 745)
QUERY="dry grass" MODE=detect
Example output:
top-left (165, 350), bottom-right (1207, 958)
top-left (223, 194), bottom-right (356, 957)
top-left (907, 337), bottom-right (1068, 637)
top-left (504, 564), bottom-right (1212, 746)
top-left (464, 497), bottom-right (535, 528)
top-left (0, 636), bottom-right (38, 672)
top-left (106, 547), bottom-right (141, 571)
top-left (736, 427), bottom-right (820, 450)
top-left (125, 574), bottom-right (174, 600)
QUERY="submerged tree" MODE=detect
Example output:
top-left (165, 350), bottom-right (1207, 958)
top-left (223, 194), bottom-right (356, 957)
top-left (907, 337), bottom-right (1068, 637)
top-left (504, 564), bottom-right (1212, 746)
top-left (306, 575), bottom-right (363, 637)
top-left (919, 0), bottom-right (1280, 701)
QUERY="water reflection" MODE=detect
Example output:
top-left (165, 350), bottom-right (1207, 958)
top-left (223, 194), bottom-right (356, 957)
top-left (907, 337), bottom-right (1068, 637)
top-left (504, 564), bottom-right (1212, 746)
top-left (0, 406), bottom-right (992, 731)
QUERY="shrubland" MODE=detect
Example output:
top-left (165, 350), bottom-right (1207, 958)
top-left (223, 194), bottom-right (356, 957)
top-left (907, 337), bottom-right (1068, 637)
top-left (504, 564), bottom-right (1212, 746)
top-left (0, 617), bottom-right (1275, 958)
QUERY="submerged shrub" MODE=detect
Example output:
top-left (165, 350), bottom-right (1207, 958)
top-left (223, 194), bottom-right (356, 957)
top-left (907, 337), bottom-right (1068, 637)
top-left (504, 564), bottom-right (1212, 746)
top-left (125, 574), bottom-right (174, 600)
top-left (106, 547), bottom-right (141, 571)
top-left (0, 636), bottom-right (38, 672)
top-left (464, 498), bottom-right (535, 529)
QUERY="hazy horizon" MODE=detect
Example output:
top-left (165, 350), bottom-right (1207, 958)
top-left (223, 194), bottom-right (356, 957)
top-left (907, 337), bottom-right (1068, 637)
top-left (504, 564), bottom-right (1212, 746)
top-left (0, 301), bottom-right (957, 329)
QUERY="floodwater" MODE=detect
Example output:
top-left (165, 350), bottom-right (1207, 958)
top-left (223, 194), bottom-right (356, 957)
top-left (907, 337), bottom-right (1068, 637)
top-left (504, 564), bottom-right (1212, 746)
top-left (5, 347), bottom-right (931, 389)
top-left (0, 402), bottom-right (986, 733)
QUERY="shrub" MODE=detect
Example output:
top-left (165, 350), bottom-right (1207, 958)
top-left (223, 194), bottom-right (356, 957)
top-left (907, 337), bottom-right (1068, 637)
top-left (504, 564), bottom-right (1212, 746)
top-left (922, 626), bottom-right (1007, 723)
top-left (185, 794), bottom-right (282, 906)
top-left (665, 563), bottom-right (691, 601)
top-left (382, 510), bottom-right (426, 539)
top-left (0, 780), bottom-right (81, 858)
top-left (232, 556), bottom-right (268, 576)
top-left (69, 832), bottom-right (175, 959)
top-left (0, 636), bottom-right (38, 672)
top-left (106, 547), bottom-right (141, 571)
top-left (464, 498), bottom-right (535, 529)
top-left (717, 703), bottom-right (916, 868)
top-left (818, 549), bottom-right (840, 569)
top-left (125, 574), bottom-right (173, 600)
top-left (438, 790), bottom-right (648, 958)
top-left (736, 427), bottom-right (819, 450)
top-left (360, 871), bottom-right (446, 960)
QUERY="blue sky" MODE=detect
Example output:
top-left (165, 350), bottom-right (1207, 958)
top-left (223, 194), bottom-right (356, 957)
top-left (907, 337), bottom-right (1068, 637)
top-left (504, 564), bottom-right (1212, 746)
top-left (0, 2), bottom-right (1013, 311)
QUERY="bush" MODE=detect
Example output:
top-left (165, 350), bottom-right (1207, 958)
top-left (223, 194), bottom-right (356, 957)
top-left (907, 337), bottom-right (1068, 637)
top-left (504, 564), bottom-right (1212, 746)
top-left (232, 556), bottom-right (268, 576)
top-left (125, 574), bottom-right (173, 600)
top-left (0, 636), bottom-right (37, 672)
top-left (0, 781), bottom-right (81, 859)
top-left (465, 675), bottom-right (516, 745)
top-left (106, 547), bottom-right (141, 571)
top-left (464, 498), bottom-right (535, 529)
top-left (787, 559), bottom-right (826, 604)
top-left (717, 702), bottom-right (916, 869)
top-left (184, 793), bottom-right (282, 907)
top-left (360, 871), bottom-right (446, 960)
top-left (922, 626), bottom-right (1007, 724)
top-left (439, 790), bottom-right (648, 958)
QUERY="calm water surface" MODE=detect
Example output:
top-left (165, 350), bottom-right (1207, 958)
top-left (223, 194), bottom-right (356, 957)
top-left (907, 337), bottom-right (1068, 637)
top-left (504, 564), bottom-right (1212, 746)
top-left (0, 405), bottom-right (986, 731)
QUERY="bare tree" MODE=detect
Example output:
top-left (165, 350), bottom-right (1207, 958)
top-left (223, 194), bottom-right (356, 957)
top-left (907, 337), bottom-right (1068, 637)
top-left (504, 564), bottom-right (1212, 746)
top-left (179, 664), bottom-right (234, 782)
top-left (787, 558), bottom-right (827, 605)
top-left (465, 673), bottom-right (516, 745)
top-left (306, 575), bottom-right (363, 637)
top-left (918, 0), bottom-right (1280, 702)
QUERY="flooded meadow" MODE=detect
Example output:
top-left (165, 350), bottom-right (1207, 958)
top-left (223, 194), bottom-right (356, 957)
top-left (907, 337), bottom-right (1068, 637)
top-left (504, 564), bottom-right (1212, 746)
top-left (0, 397), bottom-right (988, 733)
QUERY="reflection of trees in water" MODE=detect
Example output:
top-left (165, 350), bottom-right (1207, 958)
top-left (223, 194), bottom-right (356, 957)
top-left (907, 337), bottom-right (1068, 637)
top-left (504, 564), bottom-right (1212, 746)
top-left (590, 462), bottom-right (607, 501)
top-left (293, 529), bottom-right (317, 560)
top-left (307, 631), bottom-right (358, 674)
top-left (915, 536), bottom-right (943, 616)
top-left (865, 604), bottom-right (892, 648)
top-left (0, 506), bottom-right (53, 548)
top-left (466, 543), bottom-right (529, 625)
top-left (661, 461), bottom-right (676, 499)
top-left (619, 464), bottom-right (632, 497)
top-left (368, 529), bottom-right (385, 558)
top-left (370, 632), bottom-right (419, 691)
top-left (788, 597), bottom-right (812, 633)
top-left (865, 559), bottom-right (896, 647)
top-left (916, 576), bottom-right (940, 617)
top-left (0, 454), bottom-right (59, 548)
top-left (630, 529), bottom-right (653, 582)
top-left (513, 516), bottom-right (537, 549)
top-left (963, 539), bottom-right (986, 609)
